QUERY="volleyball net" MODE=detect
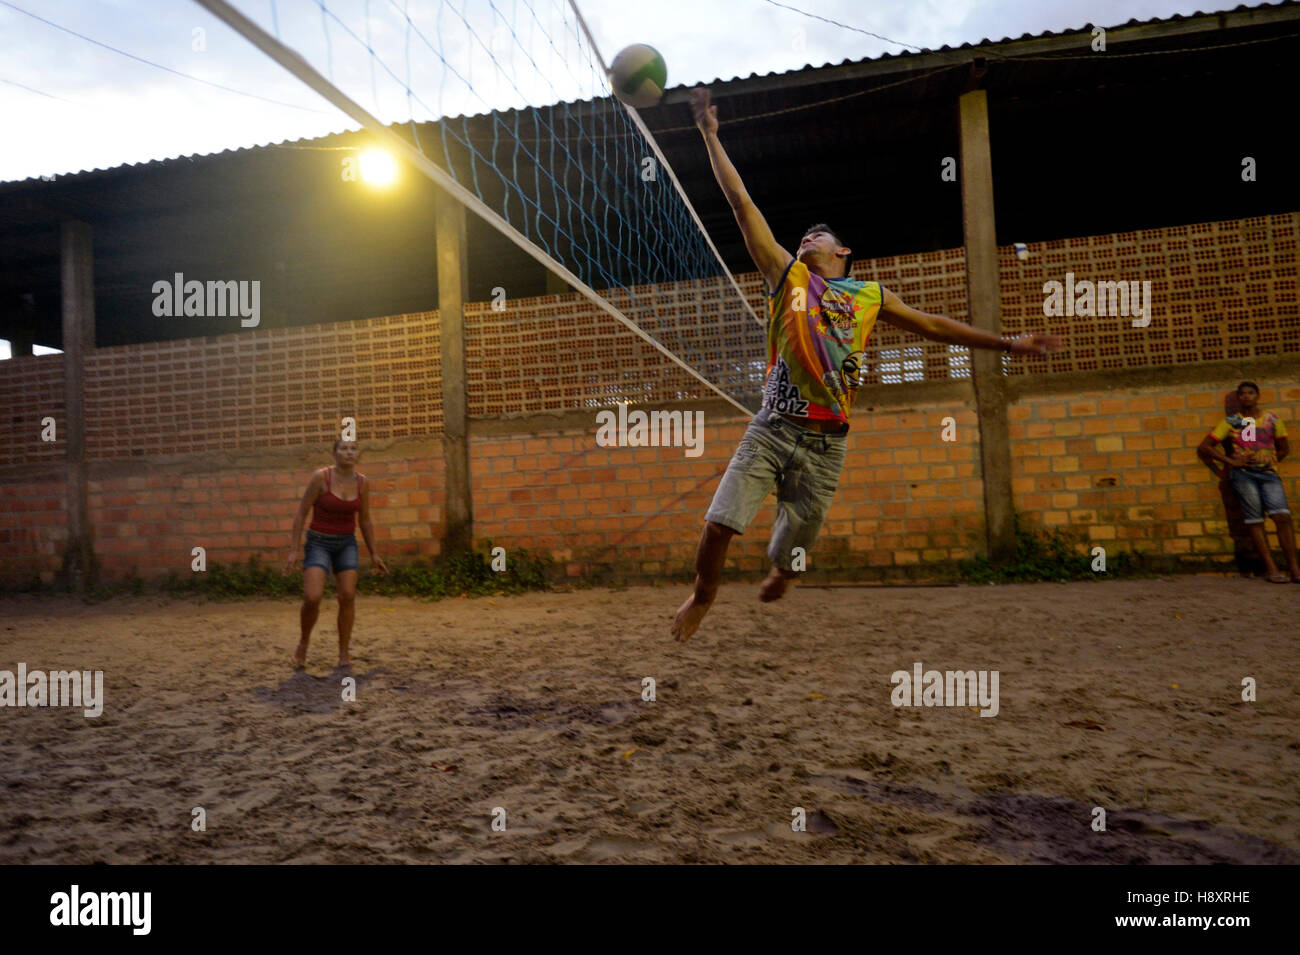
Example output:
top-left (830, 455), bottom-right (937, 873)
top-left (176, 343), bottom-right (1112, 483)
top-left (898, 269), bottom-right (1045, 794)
top-left (193, 0), bottom-right (766, 413)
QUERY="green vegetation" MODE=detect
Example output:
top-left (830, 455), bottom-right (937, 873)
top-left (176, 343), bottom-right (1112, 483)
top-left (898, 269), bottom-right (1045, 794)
top-left (12, 546), bottom-right (554, 602)
top-left (957, 515), bottom-right (1151, 584)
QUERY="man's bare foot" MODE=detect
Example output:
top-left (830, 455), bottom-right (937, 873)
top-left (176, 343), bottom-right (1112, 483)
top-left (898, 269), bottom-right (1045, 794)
top-left (291, 641), bottom-right (308, 668)
top-left (759, 567), bottom-right (795, 602)
top-left (672, 593), bottom-right (711, 643)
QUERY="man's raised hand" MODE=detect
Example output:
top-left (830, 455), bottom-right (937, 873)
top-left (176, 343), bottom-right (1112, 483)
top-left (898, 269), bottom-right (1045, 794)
top-left (690, 87), bottom-right (718, 136)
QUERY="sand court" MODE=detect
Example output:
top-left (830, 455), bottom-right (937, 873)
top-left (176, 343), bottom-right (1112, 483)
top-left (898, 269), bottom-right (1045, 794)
top-left (1, 576), bottom-right (1296, 864)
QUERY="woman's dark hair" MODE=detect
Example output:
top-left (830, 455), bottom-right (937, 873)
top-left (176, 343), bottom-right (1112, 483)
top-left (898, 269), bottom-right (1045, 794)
top-left (1237, 381), bottom-right (1260, 395)
top-left (332, 438), bottom-right (357, 452)
top-left (803, 223), bottom-right (852, 277)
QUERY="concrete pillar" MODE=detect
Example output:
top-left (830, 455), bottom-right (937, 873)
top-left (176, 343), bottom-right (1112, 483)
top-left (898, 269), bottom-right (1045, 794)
top-left (435, 190), bottom-right (473, 556)
top-left (958, 89), bottom-right (1015, 563)
top-left (59, 220), bottom-right (97, 590)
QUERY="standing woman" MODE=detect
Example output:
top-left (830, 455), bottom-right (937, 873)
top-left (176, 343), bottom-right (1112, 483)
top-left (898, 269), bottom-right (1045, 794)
top-left (285, 439), bottom-right (387, 668)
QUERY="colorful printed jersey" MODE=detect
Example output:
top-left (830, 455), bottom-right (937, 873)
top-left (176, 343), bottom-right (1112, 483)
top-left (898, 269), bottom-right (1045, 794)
top-left (763, 259), bottom-right (883, 426)
top-left (1210, 411), bottom-right (1288, 471)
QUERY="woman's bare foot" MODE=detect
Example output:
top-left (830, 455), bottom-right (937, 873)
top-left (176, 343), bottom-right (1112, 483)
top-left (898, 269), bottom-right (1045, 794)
top-left (759, 567), bottom-right (796, 602)
top-left (672, 593), bottom-right (711, 643)
top-left (291, 640), bottom-right (308, 668)
top-left (336, 657), bottom-right (352, 668)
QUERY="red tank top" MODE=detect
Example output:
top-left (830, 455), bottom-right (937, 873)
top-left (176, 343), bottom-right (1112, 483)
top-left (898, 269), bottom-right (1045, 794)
top-left (309, 467), bottom-right (364, 535)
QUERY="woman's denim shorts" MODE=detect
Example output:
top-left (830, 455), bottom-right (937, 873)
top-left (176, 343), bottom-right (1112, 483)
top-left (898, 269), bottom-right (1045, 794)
top-left (303, 529), bottom-right (359, 574)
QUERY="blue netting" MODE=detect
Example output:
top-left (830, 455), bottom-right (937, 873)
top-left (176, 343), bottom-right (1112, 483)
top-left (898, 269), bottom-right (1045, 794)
top-left (255, 0), bottom-right (764, 409)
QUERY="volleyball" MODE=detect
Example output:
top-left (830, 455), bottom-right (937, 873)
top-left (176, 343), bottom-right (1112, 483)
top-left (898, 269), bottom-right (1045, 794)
top-left (609, 44), bottom-right (667, 108)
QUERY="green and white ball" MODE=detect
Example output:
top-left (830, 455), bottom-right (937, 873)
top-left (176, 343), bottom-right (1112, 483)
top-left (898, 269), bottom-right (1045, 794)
top-left (609, 44), bottom-right (667, 109)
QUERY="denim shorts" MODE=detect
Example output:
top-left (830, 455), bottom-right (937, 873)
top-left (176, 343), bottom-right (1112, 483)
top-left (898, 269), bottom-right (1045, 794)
top-left (705, 407), bottom-right (848, 570)
top-left (1229, 468), bottom-right (1290, 524)
top-left (303, 529), bottom-right (359, 574)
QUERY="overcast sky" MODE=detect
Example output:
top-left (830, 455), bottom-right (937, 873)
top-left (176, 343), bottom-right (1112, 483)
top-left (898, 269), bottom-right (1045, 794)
top-left (0, 0), bottom-right (1237, 184)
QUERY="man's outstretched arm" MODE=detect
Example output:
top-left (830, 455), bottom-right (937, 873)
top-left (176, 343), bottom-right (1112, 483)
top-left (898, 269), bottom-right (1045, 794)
top-left (878, 289), bottom-right (1061, 356)
top-left (691, 87), bottom-right (791, 292)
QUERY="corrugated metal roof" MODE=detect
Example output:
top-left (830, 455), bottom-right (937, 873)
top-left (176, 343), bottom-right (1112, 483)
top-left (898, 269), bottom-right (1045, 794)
top-left (6, 0), bottom-right (1295, 186)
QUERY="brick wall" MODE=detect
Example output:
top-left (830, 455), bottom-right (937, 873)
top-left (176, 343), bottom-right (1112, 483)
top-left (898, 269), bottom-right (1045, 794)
top-left (1011, 382), bottom-right (1300, 558)
top-left (0, 452), bottom-right (446, 585)
top-left (7, 376), bottom-right (1294, 587)
top-left (3, 211), bottom-right (1299, 585)
top-left (5, 212), bottom-right (1293, 473)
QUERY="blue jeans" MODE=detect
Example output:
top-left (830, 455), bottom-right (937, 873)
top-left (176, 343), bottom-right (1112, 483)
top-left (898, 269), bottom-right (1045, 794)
top-left (1229, 468), bottom-right (1289, 524)
top-left (303, 529), bottom-right (359, 573)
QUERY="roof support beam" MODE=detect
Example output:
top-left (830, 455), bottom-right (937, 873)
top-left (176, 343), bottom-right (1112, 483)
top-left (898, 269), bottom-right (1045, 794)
top-left (958, 89), bottom-right (1015, 564)
top-left (59, 219), bottom-right (97, 591)
top-left (435, 189), bottom-right (474, 557)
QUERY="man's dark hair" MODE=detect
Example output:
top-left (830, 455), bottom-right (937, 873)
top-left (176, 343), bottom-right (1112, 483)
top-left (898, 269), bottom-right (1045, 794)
top-left (1237, 380), bottom-right (1260, 395)
top-left (803, 223), bottom-right (852, 278)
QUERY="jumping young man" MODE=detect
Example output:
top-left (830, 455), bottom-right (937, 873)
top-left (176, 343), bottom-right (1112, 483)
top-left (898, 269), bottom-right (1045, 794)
top-left (672, 87), bottom-right (1062, 642)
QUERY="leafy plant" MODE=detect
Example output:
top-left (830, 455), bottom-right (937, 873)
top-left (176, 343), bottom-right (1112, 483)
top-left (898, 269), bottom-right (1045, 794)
top-left (957, 514), bottom-right (1151, 583)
